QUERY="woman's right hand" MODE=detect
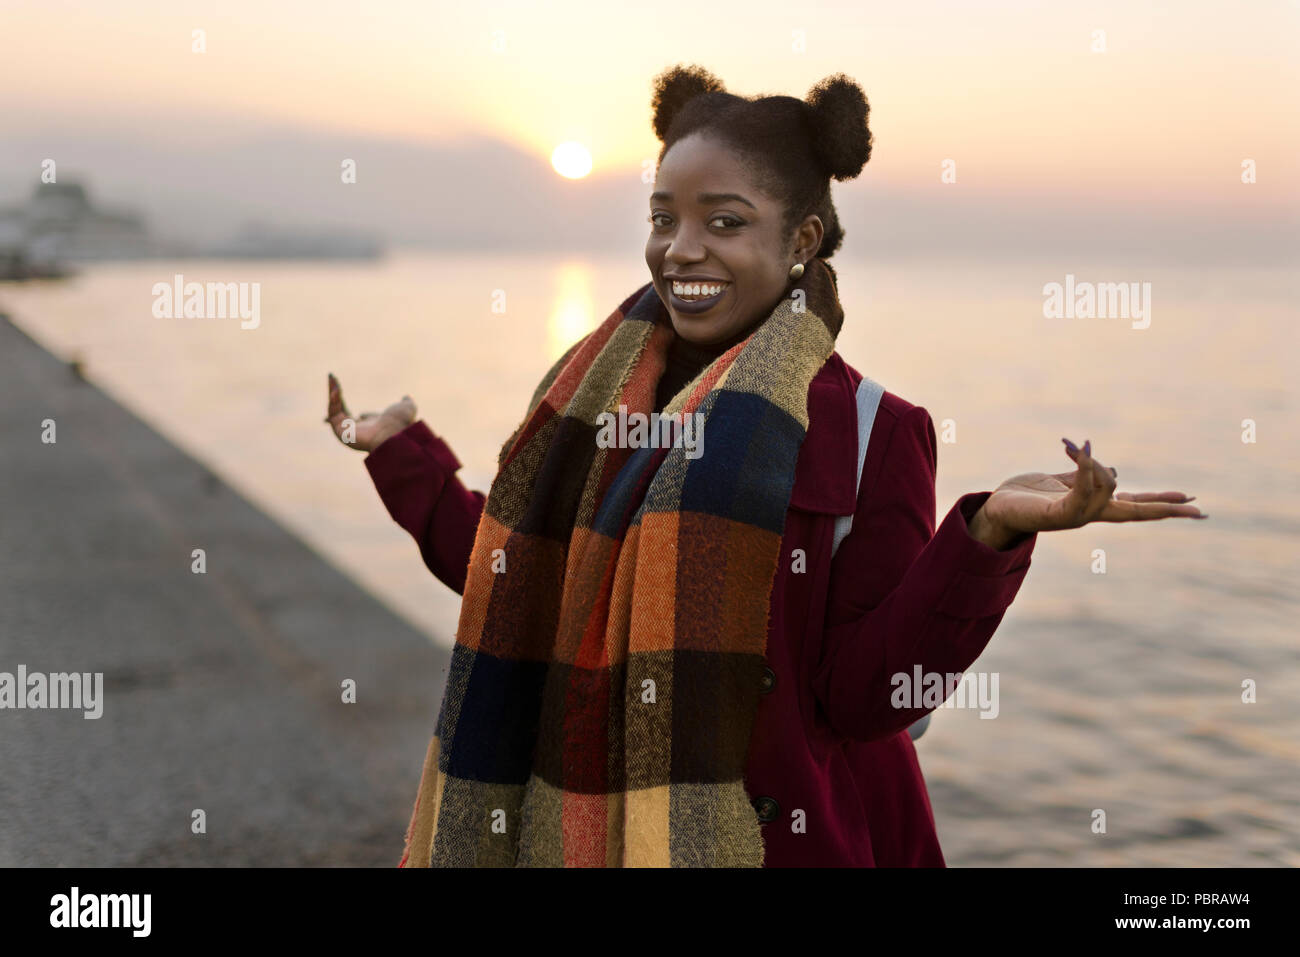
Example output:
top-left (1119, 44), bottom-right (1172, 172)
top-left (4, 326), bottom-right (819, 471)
top-left (324, 372), bottom-right (417, 452)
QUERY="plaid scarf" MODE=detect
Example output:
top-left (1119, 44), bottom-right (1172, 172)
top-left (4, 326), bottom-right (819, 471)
top-left (400, 257), bottom-right (845, 867)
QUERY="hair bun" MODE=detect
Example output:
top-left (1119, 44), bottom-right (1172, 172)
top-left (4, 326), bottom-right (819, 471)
top-left (804, 73), bottom-right (872, 180)
top-left (651, 64), bottom-right (727, 141)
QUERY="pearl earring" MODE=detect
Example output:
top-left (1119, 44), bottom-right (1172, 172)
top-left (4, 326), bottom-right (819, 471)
top-left (788, 262), bottom-right (805, 280)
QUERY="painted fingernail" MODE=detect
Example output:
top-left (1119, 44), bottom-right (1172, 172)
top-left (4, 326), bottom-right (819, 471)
top-left (1062, 438), bottom-right (1079, 453)
top-left (1185, 495), bottom-right (1196, 502)
top-left (1083, 439), bottom-right (1091, 456)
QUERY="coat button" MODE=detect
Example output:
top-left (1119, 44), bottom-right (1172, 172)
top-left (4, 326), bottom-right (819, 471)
top-left (752, 796), bottom-right (780, 824)
top-left (759, 666), bottom-right (776, 694)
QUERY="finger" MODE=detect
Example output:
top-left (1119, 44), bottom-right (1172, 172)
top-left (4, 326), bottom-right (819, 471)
top-left (1074, 438), bottom-right (1096, 496)
top-left (1114, 491), bottom-right (1197, 504)
top-left (1061, 439), bottom-right (1116, 473)
top-left (1076, 439), bottom-right (1118, 521)
top-left (1086, 442), bottom-right (1117, 500)
top-left (1099, 499), bottom-right (1209, 522)
top-left (327, 373), bottom-right (352, 421)
top-left (326, 402), bottom-right (348, 427)
top-left (1056, 439), bottom-right (1096, 523)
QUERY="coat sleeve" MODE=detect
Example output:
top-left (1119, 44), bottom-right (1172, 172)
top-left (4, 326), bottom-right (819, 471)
top-left (363, 421), bottom-right (486, 595)
top-left (812, 403), bottom-right (1037, 742)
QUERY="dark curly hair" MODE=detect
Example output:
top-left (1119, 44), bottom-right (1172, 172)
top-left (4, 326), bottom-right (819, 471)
top-left (650, 64), bottom-right (873, 260)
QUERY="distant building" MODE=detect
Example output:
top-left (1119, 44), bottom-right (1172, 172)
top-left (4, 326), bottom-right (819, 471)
top-left (0, 181), bottom-right (157, 277)
top-left (25, 181), bottom-right (155, 259)
top-left (0, 180), bottom-right (386, 278)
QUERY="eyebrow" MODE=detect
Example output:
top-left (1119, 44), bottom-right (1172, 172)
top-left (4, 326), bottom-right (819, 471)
top-left (650, 190), bottom-right (757, 211)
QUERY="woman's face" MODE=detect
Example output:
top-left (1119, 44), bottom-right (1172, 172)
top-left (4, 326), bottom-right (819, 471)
top-left (645, 133), bottom-right (824, 346)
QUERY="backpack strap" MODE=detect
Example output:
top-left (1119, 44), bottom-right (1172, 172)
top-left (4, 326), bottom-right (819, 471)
top-left (831, 374), bottom-right (885, 558)
top-left (829, 374), bottom-right (932, 742)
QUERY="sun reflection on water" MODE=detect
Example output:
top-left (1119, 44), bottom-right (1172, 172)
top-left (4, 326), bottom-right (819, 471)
top-left (546, 262), bottom-right (597, 360)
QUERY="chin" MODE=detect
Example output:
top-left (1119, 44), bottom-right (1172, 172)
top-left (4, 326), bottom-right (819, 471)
top-left (672, 317), bottom-right (726, 343)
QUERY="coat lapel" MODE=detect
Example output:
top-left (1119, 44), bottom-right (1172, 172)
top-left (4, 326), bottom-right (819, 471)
top-left (789, 352), bottom-right (859, 516)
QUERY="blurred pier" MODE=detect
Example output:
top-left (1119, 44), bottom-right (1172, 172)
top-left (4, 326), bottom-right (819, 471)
top-left (0, 311), bottom-right (448, 866)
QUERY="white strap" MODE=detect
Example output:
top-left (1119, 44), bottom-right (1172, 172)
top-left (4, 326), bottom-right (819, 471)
top-left (831, 375), bottom-right (885, 558)
top-left (827, 375), bottom-right (931, 742)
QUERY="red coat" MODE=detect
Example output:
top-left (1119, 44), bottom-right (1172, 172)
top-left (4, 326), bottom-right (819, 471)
top-left (364, 351), bottom-right (1037, 867)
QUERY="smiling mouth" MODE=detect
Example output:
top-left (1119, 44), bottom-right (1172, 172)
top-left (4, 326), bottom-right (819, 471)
top-left (670, 279), bottom-right (729, 301)
top-left (666, 279), bottom-right (730, 314)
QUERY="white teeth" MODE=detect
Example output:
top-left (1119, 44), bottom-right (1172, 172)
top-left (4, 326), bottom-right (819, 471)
top-left (671, 280), bottom-right (726, 298)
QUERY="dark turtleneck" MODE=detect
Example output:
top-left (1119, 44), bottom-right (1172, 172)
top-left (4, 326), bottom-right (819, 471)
top-left (653, 320), bottom-right (760, 413)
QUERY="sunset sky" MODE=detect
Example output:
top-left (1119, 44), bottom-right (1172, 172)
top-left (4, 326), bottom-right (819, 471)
top-left (2, 0), bottom-right (1297, 256)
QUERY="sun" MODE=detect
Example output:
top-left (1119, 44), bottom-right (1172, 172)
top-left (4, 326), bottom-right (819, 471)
top-left (551, 142), bottom-right (592, 179)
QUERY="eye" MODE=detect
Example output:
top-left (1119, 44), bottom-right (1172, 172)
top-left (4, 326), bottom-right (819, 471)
top-left (647, 212), bottom-right (744, 230)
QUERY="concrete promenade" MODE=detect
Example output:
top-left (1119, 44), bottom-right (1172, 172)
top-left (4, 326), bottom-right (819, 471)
top-left (0, 312), bottom-right (450, 866)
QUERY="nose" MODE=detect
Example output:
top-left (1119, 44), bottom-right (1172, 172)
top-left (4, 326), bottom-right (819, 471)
top-left (664, 221), bottom-right (707, 266)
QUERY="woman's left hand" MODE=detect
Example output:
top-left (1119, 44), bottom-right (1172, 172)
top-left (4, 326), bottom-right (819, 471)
top-left (971, 437), bottom-right (1206, 547)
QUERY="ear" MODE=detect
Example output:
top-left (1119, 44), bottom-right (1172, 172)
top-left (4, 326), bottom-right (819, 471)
top-left (792, 214), bottom-right (824, 260)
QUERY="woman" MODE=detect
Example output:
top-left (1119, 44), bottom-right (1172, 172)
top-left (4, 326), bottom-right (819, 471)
top-left (325, 65), bottom-right (1204, 867)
